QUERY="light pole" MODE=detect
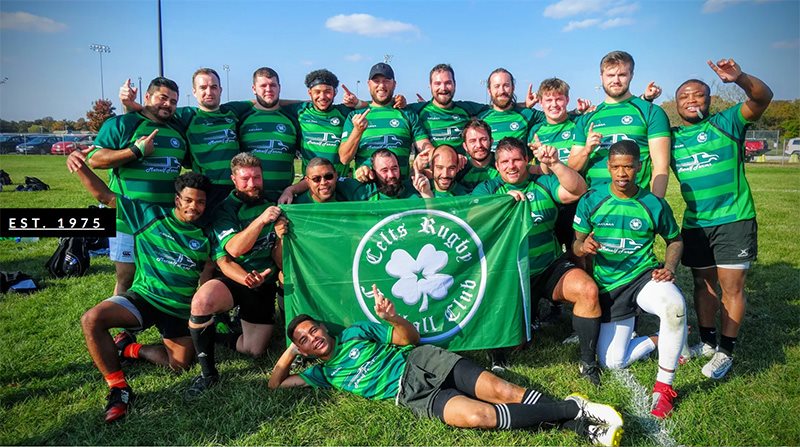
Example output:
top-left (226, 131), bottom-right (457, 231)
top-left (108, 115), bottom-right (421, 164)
top-left (137, 76), bottom-right (142, 103)
top-left (89, 44), bottom-right (111, 99)
top-left (356, 80), bottom-right (360, 98)
top-left (222, 64), bottom-right (230, 102)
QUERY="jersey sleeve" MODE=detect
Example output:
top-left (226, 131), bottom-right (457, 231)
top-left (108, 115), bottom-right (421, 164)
top-left (343, 321), bottom-right (393, 344)
top-left (341, 109), bottom-right (359, 143)
top-left (470, 178), bottom-right (498, 196)
top-left (336, 178), bottom-right (371, 201)
top-left (525, 108), bottom-right (546, 127)
top-left (115, 195), bottom-right (147, 233)
top-left (405, 102), bottom-right (426, 115)
top-left (223, 100), bottom-right (255, 119)
top-left (573, 194), bottom-right (594, 234)
top-left (457, 100), bottom-right (489, 117)
top-left (406, 110), bottom-right (428, 142)
top-left (655, 198), bottom-right (681, 240)
top-left (280, 102), bottom-right (306, 119)
top-left (647, 103), bottom-right (671, 139)
top-left (211, 208), bottom-right (241, 260)
top-left (538, 174), bottom-right (563, 205)
top-left (299, 365), bottom-right (332, 388)
top-left (571, 113), bottom-right (591, 146)
top-left (171, 107), bottom-right (196, 130)
top-left (89, 116), bottom-right (128, 155)
top-left (711, 103), bottom-right (749, 135)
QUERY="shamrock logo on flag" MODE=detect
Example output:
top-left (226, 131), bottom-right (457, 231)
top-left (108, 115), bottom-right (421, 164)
top-left (386, 244), bottom-right (454, 312)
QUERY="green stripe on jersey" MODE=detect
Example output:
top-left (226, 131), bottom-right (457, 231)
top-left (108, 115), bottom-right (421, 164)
top-left (670, 104), bottom-right (755, 228)
top-left (299, 322), bottom-right (411, 401)
top-left (455, 157), bottom-right (499, 193)
top-left (471, 174), bottom-right (562, 276)
top-left (174, 102), bottom-right (251, 185)
top-left (342, 105), bottom-right (427, 177)
top-left (528, 120), bottom-right (577, 164)
top-left (211, 192), bottom-right (278, 275)
top-left (478, 107), bottom-right (544, 151)
top-left (573, 185), bottom-right (679, 293)
top-left (407, 100), bottom-right (488, 154)
top-left (283, 102), bottom-right (351, 177)
top-left (119, 196), bottom-right (210, 319)
top-left (239, 107), bottom-right (299, 195)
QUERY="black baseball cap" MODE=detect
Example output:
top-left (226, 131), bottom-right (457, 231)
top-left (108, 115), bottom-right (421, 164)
top-left (369, 63), bottom-right (395, 80)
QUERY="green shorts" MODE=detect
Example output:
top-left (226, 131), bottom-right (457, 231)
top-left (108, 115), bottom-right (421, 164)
top-left (396, 345), bottom-right (462, 419)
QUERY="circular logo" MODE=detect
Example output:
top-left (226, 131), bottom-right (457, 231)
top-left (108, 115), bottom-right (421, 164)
top-left (170, 138), bottom-right (180, 148)
top-left (697, 132), bottom-right (708, 143)
top-left (510, 122), bottom-right (520, 131)
top-left (352, 210), bottom-right (487, 343)
top-left (189, 239), bottom-right (201, 250)
top-left (621, 115), bottom-right (633, 125)
top-left (630, 218), bottom-right (642, 230)
top-left (276, 123), bottom-right (287, 133)
top-left (348, 348), bottom-right (360, 359)
top-left (330, 117), bottom-right (341, 126)
top-left (389, 119), bottom-right (400, 128)
top-left (561, 131), bottom-right (571, 140)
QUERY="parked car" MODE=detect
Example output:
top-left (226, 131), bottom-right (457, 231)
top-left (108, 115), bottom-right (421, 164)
top-left (744, 139), bottom-right (769, 162)
top-left (785, 138), bottom-right (800, 156)
top-left (51, 135), bottom-right (94, 155)
top-left (15, 136), bottom-right (59, 154)
top-left (0, 135), bottom-right (25, 154)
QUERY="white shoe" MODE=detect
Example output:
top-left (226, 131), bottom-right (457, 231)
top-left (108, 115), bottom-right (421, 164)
top-left (566, 393), bottom-right (624, 427)
top-left (586, 423), bottom-right (624, 446)
top-left (562, 332), bottom-right (580, 344)
top-left (681, 342), bottom-right (716, 364)
top-left (702, 351), bottom-right (733, 379)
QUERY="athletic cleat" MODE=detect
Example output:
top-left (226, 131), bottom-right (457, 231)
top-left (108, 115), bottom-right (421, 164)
top-left (650, 381), bottom-right (678, 419)
top-left (113, 330), bottom-right (136, 357)
top-left (104, 386), bottom-right (134, 423)
top-left (566, 393), bottom-right (623, 427)
top-left (488, 350), bottom-right (509, 373)
top-left (702, 351), bottom-right (733, 379)
top-left (586, 423), bottom-right (624, 446)
top-left (683, 342), bottom-right (716, 364)
top-left (185, 374), bottom-right (219, 400)
top-left (562, 332), bottom-right (580, 345)
top-left (579, 361), bottom-right (602, 386)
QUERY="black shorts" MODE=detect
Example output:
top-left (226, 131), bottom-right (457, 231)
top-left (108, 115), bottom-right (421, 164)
top-left (555, 202), bottom-right (578, 249)
top-left (681, 219), bottom-right (758, 268)
top-left (396, 345), bottom-right (464, 419)
top-left (108, 291), bottom-right (189, 339)
top-left (530, 257), bottom-right (577, 301)
top-left (216, 275), bottom-right (277, 325)
top-left (599, 268), bottom-right (653, 323)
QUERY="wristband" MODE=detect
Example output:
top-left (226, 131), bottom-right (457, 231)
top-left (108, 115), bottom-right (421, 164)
top-left (129, 142), bottom-right (143, 160)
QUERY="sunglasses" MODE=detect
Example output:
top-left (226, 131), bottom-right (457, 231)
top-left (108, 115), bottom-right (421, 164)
top-left (308, 173), bottom-right (335, 183)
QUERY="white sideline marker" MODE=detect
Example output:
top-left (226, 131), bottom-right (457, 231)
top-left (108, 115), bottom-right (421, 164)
top-left (610, 369), bottom-right (679, 447)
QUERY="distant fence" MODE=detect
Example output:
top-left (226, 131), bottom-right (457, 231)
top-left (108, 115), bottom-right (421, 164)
top-left (746, 129), bottom-right (798, 164)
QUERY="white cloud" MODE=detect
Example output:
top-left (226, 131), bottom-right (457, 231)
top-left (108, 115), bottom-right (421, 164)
top-left (606, 2), bottom-right (639, 16)
top-left (544, 0), bottom-right (604, 18)
top-left (533, 48), bottom-right (552, 58)
top-left (563, 19), bottom-right (600, 32)
top-left (772, 39), bottom-right (800, 49)
top-left (599, 17), bottom-right (635, 28)
top-left (0, 11), bottom-right (67, 32)
top-left (702, 0), bottom-right (744, 13)
top-left (344, 53), bottom-right (364, 62)
top-left (325, 13), bottom-right (420, 37)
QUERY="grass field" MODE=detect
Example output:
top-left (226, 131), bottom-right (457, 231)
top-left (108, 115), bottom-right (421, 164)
top-left (0, 154), bottom-right (799, 445)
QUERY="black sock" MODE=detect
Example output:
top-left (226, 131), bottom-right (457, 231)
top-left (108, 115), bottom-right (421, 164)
top-left (573, 315), bottom-right (601, 365)
top-left (189, 315), bottom-right (218, 378)
top-left (699, 326), bottom-right (717, 347)
top-left (719, 335), bottom-right (737, 356)
top-left (494, 401), bottom-right (579, 429)
top-left (521, 388), bottom-right (556, 405)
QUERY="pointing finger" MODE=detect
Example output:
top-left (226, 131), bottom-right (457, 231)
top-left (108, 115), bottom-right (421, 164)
top-left (588, 122), bottom-right (594, 133)
top-left (144, 129), bottom-right (159, 141)
top-left (342, 84), bottom-right (353, 96)
top-left (527, 83), bottom-right (533, 97)
top-left (260, 268), bottom-right (272, 278)
top-left (416, 93), bottom-right (425, 102)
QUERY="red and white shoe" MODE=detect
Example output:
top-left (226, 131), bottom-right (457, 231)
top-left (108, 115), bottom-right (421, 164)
top-left (650, 381), bottom-right (677, 419)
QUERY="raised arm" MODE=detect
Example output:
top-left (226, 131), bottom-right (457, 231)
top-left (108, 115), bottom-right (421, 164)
top-left (223, 205), bottom-right (282, 258)
top-left (119, 79), bottom-right (143, 113)
top-left (537, 145), bottom-right (586, 203)
top-left (268, 343), bottom-right (309, 390)
top-left (708, 58), bottom-right (773, 122)
top-left (66, 147), bottom-right (116, 207)
top-left (338, 109), bottom-right (370, 164)
top-left (86, 129), bottom-right (158, 169)
top-left (372, 284), bottom-right (420, 346)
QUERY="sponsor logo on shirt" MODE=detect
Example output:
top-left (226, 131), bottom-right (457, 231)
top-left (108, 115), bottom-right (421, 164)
top-left (156, 250), bottom-right (197, 270)
top-left (250, 140), bottom-right (290, 154)
top-left (597, 237), bottom-right (644, 254)
top-left (675, 152), bottom-right (720, 173)
top-left (304, 132), bottom-right (341, 148)
top-left (141, 157), bottom-right (182, 174)
top-left (204, 128), bottom-right (237, 145)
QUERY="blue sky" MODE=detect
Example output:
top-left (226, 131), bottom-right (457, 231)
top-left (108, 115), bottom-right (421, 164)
top-left (1, 0), bottom-right (798, 122)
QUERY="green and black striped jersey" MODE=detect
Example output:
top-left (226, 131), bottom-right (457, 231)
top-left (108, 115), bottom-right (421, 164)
top-left (238, 105), bottom-right (300, 198)
top-left (283, 102), bottom-right (353, 177)
top-left (211, 191), bottom-right (278, 277)
top-left (406, 100), bottom-right (487, 154)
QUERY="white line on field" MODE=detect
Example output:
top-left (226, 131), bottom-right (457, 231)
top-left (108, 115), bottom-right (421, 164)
top-left (610, 369), bottom-right (679, 447)
top-left (753, 189), bottom-right (800, 193)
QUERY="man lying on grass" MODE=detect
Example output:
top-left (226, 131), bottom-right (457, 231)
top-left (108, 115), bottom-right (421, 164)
top-left (68, 149), bottom-right (214, 422)
top-left (269, 285), bottom-right (624, 446)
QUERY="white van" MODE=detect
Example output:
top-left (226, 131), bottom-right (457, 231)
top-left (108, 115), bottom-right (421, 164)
top-left (785, 138), bottom-right (800, 156)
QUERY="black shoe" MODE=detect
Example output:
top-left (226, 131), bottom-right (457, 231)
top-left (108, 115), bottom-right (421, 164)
top-left (579, 361), bottom-right (602, 386)
top-left (488, 350), bottom-right (509, 373)
top-left (104, 386), bottom-right (134, 423)
top-left (185, 374), bottom-right (219, 400)
top-left (540, 303), bottom-right (564, 327)
top-left (113, 330), bottom-right (137, 367)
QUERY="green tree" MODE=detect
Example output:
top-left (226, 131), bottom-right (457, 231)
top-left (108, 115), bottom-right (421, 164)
top-left (86, 99), bottom-right (116, 132)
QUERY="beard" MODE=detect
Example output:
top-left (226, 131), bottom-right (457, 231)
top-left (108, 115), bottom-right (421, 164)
top-left (491, 94), bottom-right (513, 109)
top-left (603, 84), bottom-right (629, 100)
top-left (378, 178), bottom-right (402, 197)
top-left (256, 95), bottom-right (279, 109)
top-left (235, 188), bottom-right (265, 204)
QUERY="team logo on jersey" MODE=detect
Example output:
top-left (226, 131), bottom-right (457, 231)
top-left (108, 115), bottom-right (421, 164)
top-left (675, 152), bottom-right (720, 173)
top-left (330, 117), bottom-right (341, 126)
top-left (389, 119), bottom-right (400, 128)
top-left (525, 191), bottom-right (536, 201)
top-left (629, 218), bottom-right (643, 230)
top-left (170, 138), bottom-right (181, 148)
top-left (348, 348), bottom-right (360, 359)
top-left (276, 123), bottom-right (287, 133)
top-left (697, 132), bottom-right (708, 143)
top-left (142, 156), bottom-right (182, 174)
top-left (452, 115), bottom-right (460, 120)
top-left (155, 250), bottom-right (197, 270)
top-left (353, 210), bottom-right (486, 343)
top-left (561, 131), bottom-right (572, 140)
top-left (621, 115), bottom-right (634, 125)
top-left (530, 212), bottom-right (544, 224)
top-left (596, 237), bottom-right (644, 254)
top-left (189, 239), bottom-right (202, 250)
top-left (510, 122), bottom-right (520, 131)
